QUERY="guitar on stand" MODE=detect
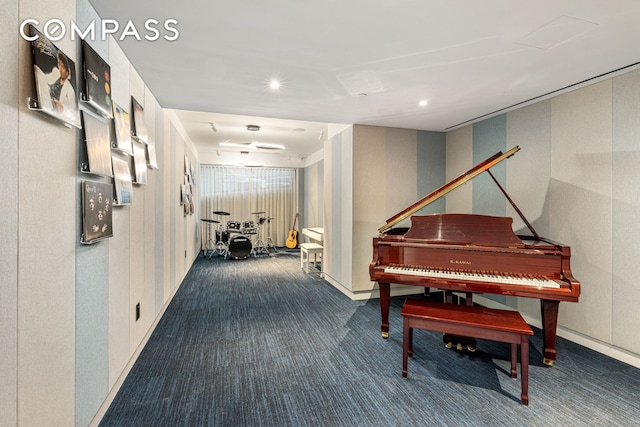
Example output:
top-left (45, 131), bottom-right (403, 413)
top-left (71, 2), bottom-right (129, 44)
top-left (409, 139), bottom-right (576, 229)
top-left (286, 213), bottom-right (299, 249)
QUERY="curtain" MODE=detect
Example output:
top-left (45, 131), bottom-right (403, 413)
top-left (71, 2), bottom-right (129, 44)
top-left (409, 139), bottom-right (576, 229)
top-left (200, 165), bottom-right (298, 248)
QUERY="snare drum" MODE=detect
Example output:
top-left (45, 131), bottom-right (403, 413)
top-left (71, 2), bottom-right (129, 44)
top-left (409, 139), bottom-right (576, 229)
top-left (227, 235), bottom-right (252, 259)
top-left (241, 220), bottom-right (257, 234)
top-left (226, 220), bottom-right (242, 233)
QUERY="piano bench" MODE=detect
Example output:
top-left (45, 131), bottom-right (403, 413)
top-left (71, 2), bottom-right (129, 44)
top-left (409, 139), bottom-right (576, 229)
top-left (401, 299), bottom-right (533, 405)
top-left (300, 243), bottom-right (323, 276)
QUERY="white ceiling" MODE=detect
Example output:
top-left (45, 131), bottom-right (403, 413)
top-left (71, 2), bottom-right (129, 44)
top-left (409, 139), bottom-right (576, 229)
top-left (90, 0), bottom-right (640, 166)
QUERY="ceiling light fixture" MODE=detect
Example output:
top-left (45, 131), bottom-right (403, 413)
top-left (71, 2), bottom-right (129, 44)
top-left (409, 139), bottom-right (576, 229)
top-left (253, 142), bottom-right (284, 150)
top-left (269, 80), bottom-right (280, 89)
top-left (246, 124), bottom-right (261, 131)
top-left (419, 99), bottom-right (429, 107)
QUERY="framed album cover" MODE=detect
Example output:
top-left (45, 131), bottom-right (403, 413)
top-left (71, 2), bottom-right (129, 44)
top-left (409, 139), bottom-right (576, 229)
top-left (112, 102), bottom-right (133, 154)
top-left (146, 139), bottom-right (158, 169)
top-left (81, 111), bottom-right (114, 177)
top-left (29, 24), bottom-right (81, 128)
top-left (132, 139), bottom-right (148, 185)
top-left (81, 180), bottom-right (114, 243)
top-left (112, 155), bottom-right (133, 205)
top-left (81, 40), bottom-right (113, 118)
top-left (131, 97), bottom-right (148, 143)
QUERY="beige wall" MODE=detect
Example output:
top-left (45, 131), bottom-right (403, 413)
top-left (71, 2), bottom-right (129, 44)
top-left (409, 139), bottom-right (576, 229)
top-left (1, 1), bottom-right (201, 424)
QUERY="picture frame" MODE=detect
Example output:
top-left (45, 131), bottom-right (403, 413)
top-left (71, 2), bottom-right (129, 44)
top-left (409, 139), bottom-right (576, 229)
top-left (81, 180), bottom-right (114, 243)
top-left (81, 40), bottom-right (113, 118)
top-left (81, 111), bottom-right (114, 178)
top-left (112, 155), bottom-right (133, 205)
top-left (28, 24), bottom-right (81, 128)
top-left (132, 139), bottom-right (148, 185)
top-left (112, 102), bottom-right (133, 155)
top-left (131, 96), bottom-right (148, 143)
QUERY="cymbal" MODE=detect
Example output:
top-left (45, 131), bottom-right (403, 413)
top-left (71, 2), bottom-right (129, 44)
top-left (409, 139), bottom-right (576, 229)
top-left (201, 219), bottom-right (220, 223)
top-left (213, 211), bottom-right (230, 216)
top-left (251, 211), bottom-right (265, 215)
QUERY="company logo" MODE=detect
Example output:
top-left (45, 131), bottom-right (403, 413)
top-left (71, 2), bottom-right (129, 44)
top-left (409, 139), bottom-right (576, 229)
top-left (20, 18), bottom-right (179, 42)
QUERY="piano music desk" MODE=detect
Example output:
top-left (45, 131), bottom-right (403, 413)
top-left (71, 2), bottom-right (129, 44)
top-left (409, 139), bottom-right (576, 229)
top-left (401, 299), bottom-right (533, 405)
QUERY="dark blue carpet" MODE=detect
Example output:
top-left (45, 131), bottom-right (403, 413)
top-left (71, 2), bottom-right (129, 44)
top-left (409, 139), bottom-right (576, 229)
top-left (99, 251), bottom-right (640, 426)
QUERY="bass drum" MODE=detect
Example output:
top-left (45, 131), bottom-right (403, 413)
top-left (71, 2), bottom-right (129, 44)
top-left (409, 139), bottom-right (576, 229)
top-left (227, 235), bottom-right (252, 259)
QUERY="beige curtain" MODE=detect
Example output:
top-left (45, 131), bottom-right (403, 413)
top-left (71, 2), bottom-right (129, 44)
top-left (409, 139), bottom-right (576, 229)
top-left (200, 165), bottom-right (298, 248)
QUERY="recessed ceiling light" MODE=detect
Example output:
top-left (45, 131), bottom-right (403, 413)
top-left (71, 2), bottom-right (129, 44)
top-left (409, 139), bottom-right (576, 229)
top-left (292, 128), bottom-right (305, 132)
top-left (269, 80), bottom-right (280, 89)
top-left (419, 99), bottom-right (429, 107)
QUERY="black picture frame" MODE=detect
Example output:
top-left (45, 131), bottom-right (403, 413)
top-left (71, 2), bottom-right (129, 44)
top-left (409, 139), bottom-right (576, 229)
top-left (81, 40), bottom-right (113, 118)
top-left (81, 180), bottom-right (114, 243)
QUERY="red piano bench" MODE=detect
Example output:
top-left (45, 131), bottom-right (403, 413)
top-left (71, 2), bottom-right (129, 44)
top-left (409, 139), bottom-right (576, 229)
top-left (401, 299), bottom-right (534, 405)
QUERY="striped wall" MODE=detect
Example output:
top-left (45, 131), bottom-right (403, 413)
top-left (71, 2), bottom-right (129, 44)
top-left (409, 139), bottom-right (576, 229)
top-left (302, 160), bottom-right (323, 230)
top-left (3, 0), bottom-right (202, 424)
top-left (323, 125), bottom-right (446, 298)
top-left (444, 75), bottom-right (640, 359)
top-left (316, 69), bottom-right (640, 365)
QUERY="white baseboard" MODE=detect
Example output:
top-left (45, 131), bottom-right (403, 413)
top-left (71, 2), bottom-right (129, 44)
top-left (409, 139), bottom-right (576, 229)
top-left (469, 294), bottom-right (640, 369)
top-left (88, 254), bottom-right (198, 426)
top-left (324, 279), bottom-right (640, 370)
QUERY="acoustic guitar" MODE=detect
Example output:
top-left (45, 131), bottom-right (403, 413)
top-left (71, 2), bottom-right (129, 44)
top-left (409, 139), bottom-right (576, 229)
top-left (286, 213), bottom-right (299, 249)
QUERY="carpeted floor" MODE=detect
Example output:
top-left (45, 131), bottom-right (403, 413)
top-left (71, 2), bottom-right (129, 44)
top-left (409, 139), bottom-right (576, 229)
top-left (99, 250), bottom-right (640, 426)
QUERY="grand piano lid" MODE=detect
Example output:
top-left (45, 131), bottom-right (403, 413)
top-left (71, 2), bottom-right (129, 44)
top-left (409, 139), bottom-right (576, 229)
top-left (379, 146), bottom-right (525, 234)
top-left (404, 213), bottom-right (525, 248)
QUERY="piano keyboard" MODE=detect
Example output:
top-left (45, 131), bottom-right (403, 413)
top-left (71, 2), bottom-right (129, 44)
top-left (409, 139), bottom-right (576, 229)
top-left (383, 265), bottom-right (560, 289)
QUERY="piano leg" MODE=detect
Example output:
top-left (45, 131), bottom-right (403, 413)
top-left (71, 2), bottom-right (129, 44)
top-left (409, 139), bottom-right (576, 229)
top-left (379, 282), bottom-right (390, 339)
top-left (540, 300), bottom-right (559, 367)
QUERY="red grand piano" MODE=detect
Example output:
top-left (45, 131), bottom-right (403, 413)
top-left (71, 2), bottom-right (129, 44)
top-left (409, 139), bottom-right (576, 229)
top-left (369, 147), bottom-right (580, 366)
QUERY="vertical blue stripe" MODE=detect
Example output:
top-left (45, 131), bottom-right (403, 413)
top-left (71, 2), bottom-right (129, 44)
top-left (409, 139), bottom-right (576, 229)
top-left (472, 115), bottom-right (507, 216)
top-left (330, 134), bottom-right (342, 282)
top-left (318, 159), bottom-right (324, 227)
top-left (416, 131), bottom-right (446, 214)
top-left (472, 115), bottom-right (507, 304)
top-left (170, 125), bottom-right (177, 289)
top-left (155, 108), bottom-right (165, 313)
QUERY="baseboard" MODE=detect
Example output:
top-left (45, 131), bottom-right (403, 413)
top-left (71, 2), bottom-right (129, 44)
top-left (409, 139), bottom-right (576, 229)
top-left (472, 294), bottom-right (640, 369)
top-left (88, 253), bottom-right (199, 426)
top-left (323, 278), bottom-right (640, 370)
top-left (322, 274), bottom-right (423, 301)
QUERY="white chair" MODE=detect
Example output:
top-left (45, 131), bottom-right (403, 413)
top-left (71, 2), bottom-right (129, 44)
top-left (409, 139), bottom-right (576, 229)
top-left (300, 242), bottom-right (323, 276)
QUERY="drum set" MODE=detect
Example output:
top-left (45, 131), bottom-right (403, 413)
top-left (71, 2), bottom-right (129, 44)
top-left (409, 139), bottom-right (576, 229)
top-left (202, 210), bottom-right (276, 259)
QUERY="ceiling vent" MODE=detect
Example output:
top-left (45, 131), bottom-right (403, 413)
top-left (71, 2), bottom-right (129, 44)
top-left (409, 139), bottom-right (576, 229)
top-left (246, 124), bottom-right (261, 131)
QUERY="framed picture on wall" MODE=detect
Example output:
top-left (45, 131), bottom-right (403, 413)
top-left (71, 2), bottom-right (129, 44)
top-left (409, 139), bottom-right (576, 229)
top-left (146, 139), bottom-right (158, 169)
top-left (112, 155), bottom-right (133, 205)
top-left (81, 180), bottom-right (114, 243)
top-left (132, 139), bottom-right (148, 185)
top-left (81, 111), bottom-right (114, 177)
top-left (112, 102), bottom-right (133, 155)
top-left (131, 97), bottom-right (148, 143)
top-left (28, 24), bottom-right (81, 128)
top-left (81, 40), bottom-right (112, 118)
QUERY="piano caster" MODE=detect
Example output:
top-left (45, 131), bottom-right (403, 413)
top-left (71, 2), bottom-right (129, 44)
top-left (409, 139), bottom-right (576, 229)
top-left (445, 341), bottom-right (453, 349)
top-left (456, 343), bottom-right (463, 351)
top-left (467, 345), bottom-right (476, 353)
top-left (543, 357), bottom-right (554, 367)
top-left (381, 331), bottom-right (389, 339)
